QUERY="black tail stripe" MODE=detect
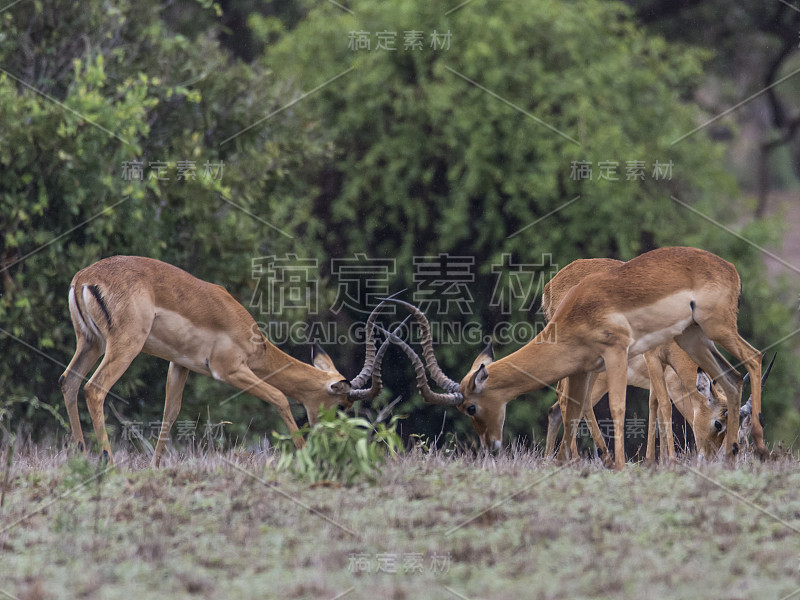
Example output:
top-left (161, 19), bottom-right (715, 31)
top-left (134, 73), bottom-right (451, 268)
top-left (87, 284), bottom-right (113, 329)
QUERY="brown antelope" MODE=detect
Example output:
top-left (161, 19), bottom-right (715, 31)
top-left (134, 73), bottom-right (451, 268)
top-left (546, 351), bottom-right (729, 463)
top-left (541, 258), bottom-right (729, 463)
top-left (59, 256), bottom-right (389, 466)
top-left (382, 247), bottom-right (765, 469)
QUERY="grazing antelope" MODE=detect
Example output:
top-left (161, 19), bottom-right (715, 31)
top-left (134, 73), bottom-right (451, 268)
top-left (546, 350), bottom-right (729, 463)
top-left (59, 256), bottom-right (389, 467)
top-left (541, 258), bottom-right (729, 463)
top-left (383, 247), bottom-right (765, 469)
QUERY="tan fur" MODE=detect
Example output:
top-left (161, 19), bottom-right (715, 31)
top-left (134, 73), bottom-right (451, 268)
top-left (60, 256), bottom-right (352, 466)
top-left (455, 247), bottom-right (764, 469)
top-left (543, 258), bottom-right (728, 464)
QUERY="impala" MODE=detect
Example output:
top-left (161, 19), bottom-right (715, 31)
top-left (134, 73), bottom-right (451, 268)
top-left (546, 351), bottom-right (729, 463)
top-left (59, 256), bottom-right (390, 466)
top-left (541, 258), bottom-right (730, 463)
top-left (382, 247), bottom-right (765, 469)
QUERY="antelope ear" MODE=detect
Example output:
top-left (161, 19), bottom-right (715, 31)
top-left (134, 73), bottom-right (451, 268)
top-left (696, 368), bottom-right (713, 402)
top-left (470, 364), bottom-right (490, 394)
top-left (469, 342), bottom-right (494, 372)
top-left (327, 379), bottom-right (351, 395)
top-left (312, 342), bottom-right (336, 372)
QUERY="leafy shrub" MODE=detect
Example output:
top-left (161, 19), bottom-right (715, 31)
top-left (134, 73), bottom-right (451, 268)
top-left (273, 408), bottom-right (404, 485)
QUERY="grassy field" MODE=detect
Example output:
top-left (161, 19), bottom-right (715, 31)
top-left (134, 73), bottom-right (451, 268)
top-left (2, 445), bottom-right (800, 600)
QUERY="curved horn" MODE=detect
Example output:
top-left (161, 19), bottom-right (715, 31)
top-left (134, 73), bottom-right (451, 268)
top-left (380, 298), bottom-right (461, 393)
top-left (348, 317), bottom-right (409, 402)
top-left (376, 324), bottom-right (464, 406)
top-left (742, 352), bottom-right (776, 387)
top-left (761, 352), bottom-right (776, 386)
top-left (349, 289), bottom-right (406, 391)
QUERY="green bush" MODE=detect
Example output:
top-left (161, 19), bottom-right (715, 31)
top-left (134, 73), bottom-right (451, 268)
top-left (273, 408), bottom-right (404, 485)
top-left (262, 0), bottom-right (800, 446)
top-left (0, 0), bottom-right (330, 444)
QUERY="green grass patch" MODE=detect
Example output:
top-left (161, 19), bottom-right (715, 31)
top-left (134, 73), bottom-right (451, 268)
top-left (1, 448), bottom-right (800, 599)
top-left (273, 407), bottom-right (404, 485)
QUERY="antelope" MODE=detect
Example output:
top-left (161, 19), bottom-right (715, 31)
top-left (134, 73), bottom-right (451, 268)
top-left (382, 247), bottom-right (765, 469)
top-left (546, 348), bottom-right (730, 463)
top-left (59, 256), bottom-right (390, 467)
top-left (541, 258), bottom-right (729, 463)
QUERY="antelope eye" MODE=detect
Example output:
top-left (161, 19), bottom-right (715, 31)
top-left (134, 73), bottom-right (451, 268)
top-left (466, 405), bottom-right (477, 416)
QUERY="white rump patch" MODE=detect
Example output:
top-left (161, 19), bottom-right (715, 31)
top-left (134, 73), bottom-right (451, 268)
top-left (80, 285), bottom-right (105, 339)
top-left (68, 287), bottom-right (92, 337)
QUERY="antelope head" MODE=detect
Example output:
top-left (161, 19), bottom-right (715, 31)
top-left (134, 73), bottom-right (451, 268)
top-left (692, 368), bottom-right (729, 458)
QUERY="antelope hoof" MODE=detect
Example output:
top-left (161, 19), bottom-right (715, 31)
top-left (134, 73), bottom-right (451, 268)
top-left (754, 444), bottom-right (770, 462)
top-left (601, 452), bottom-right (615, 470)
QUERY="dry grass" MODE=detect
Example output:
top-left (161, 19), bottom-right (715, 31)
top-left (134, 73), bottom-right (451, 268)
top-left (1, 443), bottom-right (800, 599)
